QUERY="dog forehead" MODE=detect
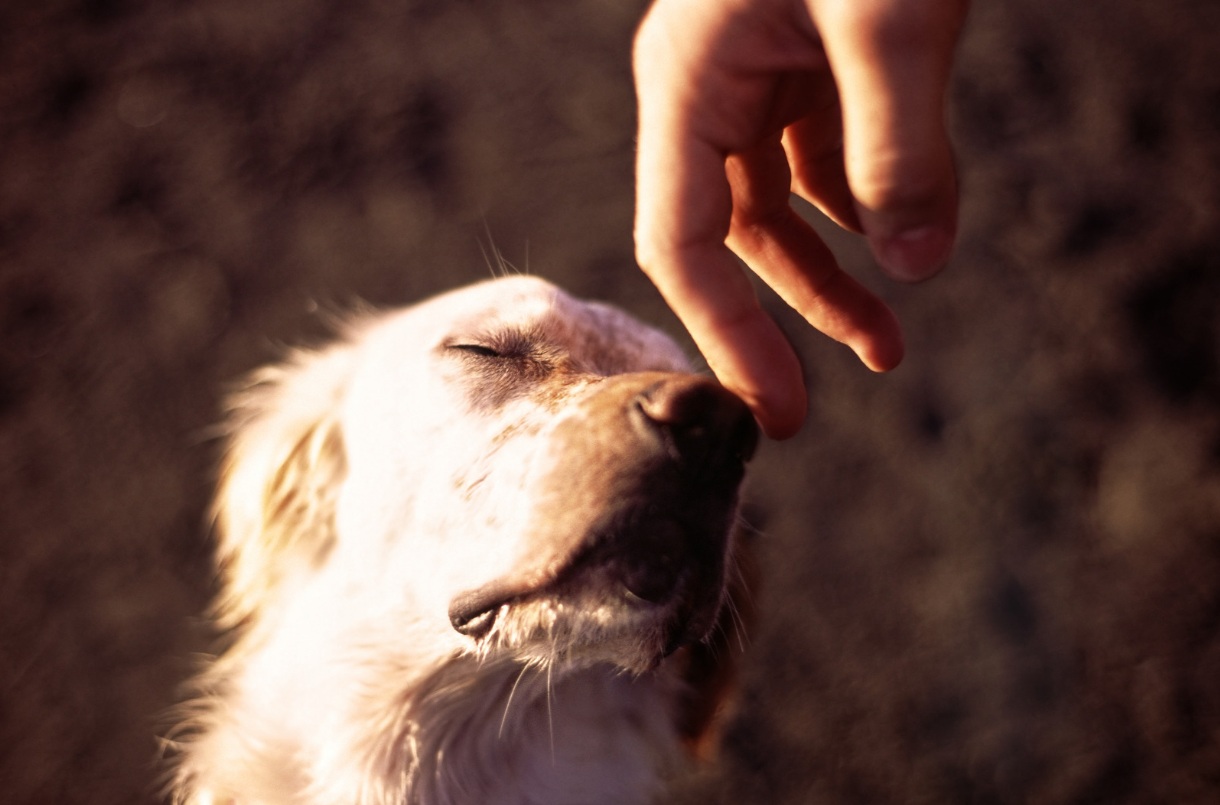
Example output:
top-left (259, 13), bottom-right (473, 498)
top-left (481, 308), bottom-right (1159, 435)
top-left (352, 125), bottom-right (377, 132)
top-left (439, 275), bottom-right (578, 333)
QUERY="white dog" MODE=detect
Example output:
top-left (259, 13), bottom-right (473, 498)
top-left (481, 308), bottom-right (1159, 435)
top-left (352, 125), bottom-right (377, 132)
top-left (169, 275), bottom-right (758, 805)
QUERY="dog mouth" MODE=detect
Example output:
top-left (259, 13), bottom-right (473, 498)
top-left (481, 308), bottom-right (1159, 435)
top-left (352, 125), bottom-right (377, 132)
top-left (448, 373), bottom-right (757, 664)
top-left (447, 501), bottom-right (737, 654)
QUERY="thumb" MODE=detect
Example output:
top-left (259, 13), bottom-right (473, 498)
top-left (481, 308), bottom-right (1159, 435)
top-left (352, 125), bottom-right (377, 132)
top-left (814, 0), bottom-right (966, 282)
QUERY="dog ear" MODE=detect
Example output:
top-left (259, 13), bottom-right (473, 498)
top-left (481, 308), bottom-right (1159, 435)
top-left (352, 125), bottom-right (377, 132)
top-left (211, 344), bottom-right (354, 630)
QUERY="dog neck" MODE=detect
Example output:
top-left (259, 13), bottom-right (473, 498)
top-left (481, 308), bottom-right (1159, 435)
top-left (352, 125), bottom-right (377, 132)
top-left (181, 635), bottom-right (687, 805)
top-left (338, 654), bottom-right (686, 805)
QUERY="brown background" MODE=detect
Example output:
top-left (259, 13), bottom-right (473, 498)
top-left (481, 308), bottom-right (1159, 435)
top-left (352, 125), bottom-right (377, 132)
top-left (2, 0), bottom-right (1219, 802)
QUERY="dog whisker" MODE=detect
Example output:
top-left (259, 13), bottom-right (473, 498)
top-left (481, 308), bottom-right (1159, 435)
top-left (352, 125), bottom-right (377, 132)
top-left (499, 661), bottom-right (534, 739)
top-left (724, 597), bottom-right (749, 655)
top-left (546, 653), bottom-right (556, 765)
top-left (477, 223), bottom-right (527, 279)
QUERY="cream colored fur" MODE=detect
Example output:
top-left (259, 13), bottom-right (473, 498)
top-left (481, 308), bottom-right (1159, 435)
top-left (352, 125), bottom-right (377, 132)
top-left (169, 276), bottom-right (748, 805)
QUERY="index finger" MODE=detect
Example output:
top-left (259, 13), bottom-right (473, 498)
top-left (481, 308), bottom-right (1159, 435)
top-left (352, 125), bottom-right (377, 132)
top-left (634, 128), bottom-right (808, 439)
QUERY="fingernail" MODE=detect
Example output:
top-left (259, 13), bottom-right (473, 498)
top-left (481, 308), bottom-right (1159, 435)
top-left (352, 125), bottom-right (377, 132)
top-left (874, 226), bottom-right (953, 283)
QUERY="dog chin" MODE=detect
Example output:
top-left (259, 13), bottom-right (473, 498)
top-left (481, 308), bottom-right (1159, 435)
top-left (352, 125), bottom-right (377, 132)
top-left (466, 583), bottom-right (721, 674)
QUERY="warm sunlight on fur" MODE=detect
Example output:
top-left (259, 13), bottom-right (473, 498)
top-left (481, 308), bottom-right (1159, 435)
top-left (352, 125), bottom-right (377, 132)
top-left (167, 276), bottom-right (758, 805)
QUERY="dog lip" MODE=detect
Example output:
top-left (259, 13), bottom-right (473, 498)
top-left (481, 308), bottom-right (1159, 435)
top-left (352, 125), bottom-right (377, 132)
top-left (449, 502), bottom-right (735, 643)
top-left (448, 557), bottom-right (568, 638)
top-left (450, 606), bottom-right (499, 639)
top-left (448, 580), bottom-right (529, 638)
top-left (446, 516), bottom-right (694, 641)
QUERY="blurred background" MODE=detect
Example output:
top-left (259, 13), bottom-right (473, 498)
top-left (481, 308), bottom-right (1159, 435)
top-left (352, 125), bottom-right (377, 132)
top-left (1, 0), bottom-right (1218, 802)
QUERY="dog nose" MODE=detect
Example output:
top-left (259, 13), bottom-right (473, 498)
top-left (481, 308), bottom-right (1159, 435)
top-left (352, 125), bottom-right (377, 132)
top-left (634, 376), bottom-right (759, 465)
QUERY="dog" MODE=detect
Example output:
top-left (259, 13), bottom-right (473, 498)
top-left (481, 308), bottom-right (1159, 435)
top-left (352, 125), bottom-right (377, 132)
top-left (169, 275), bottom-right (758, 804)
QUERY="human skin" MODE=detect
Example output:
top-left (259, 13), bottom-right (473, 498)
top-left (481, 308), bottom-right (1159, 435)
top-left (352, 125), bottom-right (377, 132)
top-left (634, 0), bottom-right (969, 438)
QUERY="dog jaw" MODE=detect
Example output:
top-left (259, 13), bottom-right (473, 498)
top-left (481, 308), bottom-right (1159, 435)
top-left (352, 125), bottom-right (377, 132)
top-left (445, 369), bottom-right (757, 674)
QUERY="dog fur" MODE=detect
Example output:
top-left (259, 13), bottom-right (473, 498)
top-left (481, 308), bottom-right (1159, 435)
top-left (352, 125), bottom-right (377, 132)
top-left (168, 275), bottom-right (757, 805)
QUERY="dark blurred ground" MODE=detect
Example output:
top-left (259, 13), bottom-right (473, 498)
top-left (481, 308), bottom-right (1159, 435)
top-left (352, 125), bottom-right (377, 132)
top-left (1, 0), bottom-right (1218, 802)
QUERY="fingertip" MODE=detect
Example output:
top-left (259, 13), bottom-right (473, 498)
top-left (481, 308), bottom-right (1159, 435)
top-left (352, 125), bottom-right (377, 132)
top-left (751, 382), bottom-right (807, 441)
top-left (699, 322), bottom-right (808, 441)
top-left (851, 300), bottom-right (905, 373)
top-left (871, 224), bottom-right (954, 283)
top-left (860, 334), bottom-right (904, 373)
top-left (709, 355), bottom-right (807, 441)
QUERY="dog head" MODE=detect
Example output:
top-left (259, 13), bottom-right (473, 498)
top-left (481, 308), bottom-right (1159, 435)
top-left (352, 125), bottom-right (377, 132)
top-left (215, 275), bottom-right (757, 675)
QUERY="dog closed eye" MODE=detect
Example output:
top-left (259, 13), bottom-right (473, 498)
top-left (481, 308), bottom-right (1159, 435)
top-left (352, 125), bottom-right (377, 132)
top-left (446, 341), bottom-right (503, 358)
top-left (442, 326), bottom-right (537, 359)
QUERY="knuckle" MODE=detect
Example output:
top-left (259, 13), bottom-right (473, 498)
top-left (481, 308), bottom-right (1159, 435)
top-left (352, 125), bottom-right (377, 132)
top-left (826, 0), bottom-right (963, 55)
top-left (632, 231), bottom-right (671, 282)
top-left (848, 154), bottom-right (952, 214)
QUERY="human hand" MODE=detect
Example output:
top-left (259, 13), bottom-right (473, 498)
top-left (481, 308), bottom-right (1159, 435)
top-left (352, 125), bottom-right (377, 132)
top-left (633, 0), bottom-right (968, 438)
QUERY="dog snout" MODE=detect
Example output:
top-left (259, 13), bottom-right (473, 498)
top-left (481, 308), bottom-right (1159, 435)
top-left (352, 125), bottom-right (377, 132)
top-left (446, 373), bottom-right (756, 650)
top-left (633, 376), bottom-right (759, 467)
